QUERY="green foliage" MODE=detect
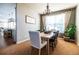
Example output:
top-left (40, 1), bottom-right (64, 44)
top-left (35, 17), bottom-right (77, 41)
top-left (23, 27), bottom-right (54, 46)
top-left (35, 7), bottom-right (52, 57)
top-left (65, 24), bottom-right (76, 39)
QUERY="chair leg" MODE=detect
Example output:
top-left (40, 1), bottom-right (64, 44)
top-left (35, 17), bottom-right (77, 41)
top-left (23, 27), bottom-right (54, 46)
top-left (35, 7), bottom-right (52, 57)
top-left (54, 40), bottom-right (57, 48)
top-left (46, 44), bottom-right (48, 54)
top-left (39, 49), bottom-right (41, 55)
top-left (31, 46), bottom-right (34, 55)
top-left (46, 44), bottom-right (48, 50)
top-left (52, 42), bottom-right (54, 48)
top-left (31, 46), bottom-right (32, 54)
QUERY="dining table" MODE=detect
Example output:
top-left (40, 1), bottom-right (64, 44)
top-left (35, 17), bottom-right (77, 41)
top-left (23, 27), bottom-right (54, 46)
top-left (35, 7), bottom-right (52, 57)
top-left (40, 32), bottom-right (55, 54)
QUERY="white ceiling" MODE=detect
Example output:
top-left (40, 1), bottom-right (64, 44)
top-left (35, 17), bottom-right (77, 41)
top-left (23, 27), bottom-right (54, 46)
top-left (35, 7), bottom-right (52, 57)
top-left (24, 3), bottom-right (77, 13)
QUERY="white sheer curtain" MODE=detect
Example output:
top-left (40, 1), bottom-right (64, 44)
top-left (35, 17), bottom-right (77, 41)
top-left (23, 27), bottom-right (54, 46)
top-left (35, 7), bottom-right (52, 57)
top-left (45, 13), bottom-right (65, 33)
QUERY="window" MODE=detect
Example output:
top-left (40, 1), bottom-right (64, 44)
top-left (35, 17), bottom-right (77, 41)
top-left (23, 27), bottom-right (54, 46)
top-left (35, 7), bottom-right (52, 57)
top-left (0, 19), bottom-right (16, 29)
top-left (45, 13), bottom-right (65, 33)
top-left (0, 19), bottom-right (8, 29)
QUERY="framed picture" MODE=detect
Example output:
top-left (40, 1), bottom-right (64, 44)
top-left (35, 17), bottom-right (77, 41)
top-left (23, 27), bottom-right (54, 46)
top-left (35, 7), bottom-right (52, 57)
top-left (25, 15), bottom-right (35, 24)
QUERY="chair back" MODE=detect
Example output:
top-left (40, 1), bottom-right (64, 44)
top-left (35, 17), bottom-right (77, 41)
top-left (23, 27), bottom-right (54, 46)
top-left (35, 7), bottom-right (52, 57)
top-left (55, 31), bottom-right (59, 39)
top-left (29, 31), bottom-right (41, 49)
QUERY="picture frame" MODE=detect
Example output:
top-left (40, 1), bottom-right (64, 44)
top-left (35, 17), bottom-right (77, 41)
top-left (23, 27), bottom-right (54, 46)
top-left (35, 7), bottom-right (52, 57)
top-left (25, 15), bottom-right (35, 24)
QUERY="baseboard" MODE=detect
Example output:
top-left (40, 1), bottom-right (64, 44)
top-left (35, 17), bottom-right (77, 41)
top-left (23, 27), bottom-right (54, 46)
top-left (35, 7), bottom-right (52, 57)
top-left (17, 39), bottom-right (29, 44)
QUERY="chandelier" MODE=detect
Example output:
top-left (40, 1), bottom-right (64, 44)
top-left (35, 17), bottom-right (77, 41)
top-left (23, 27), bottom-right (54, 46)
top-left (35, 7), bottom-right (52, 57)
top-left (43, 3), bottom-right (51, 14)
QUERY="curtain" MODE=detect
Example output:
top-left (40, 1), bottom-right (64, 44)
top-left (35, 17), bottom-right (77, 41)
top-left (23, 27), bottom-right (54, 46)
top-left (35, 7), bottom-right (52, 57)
top-left (40, 7), bottom-right (76, 32)
top-left (65, 11), bottom-right (72, 29)
top-left (40, 15), bottom-right (45, 32)
top-left (65, 8), bottom-right (76, 29)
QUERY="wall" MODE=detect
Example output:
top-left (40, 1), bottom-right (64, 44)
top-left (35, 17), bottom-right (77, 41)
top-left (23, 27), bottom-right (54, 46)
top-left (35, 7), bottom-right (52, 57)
top-left (76, 5), bottom-right (79, 46)
top-left (16, 4), bottom-right (40, 43)
top-left (16, 3), bottom-right (77, 43)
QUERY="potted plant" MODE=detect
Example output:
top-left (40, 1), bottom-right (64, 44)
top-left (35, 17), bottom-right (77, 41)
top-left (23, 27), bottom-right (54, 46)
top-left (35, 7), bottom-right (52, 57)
top-left (65, 24), bottom-right (76, 39)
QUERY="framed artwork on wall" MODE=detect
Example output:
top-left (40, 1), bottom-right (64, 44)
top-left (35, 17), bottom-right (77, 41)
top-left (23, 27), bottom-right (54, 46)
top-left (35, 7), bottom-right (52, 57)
top-left (25, 15), bottom-right (36, 24)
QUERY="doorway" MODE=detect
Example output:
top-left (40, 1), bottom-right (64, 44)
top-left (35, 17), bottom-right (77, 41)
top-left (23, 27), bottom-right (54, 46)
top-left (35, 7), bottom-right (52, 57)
top-left (0, 3), bottom-right (16, 48)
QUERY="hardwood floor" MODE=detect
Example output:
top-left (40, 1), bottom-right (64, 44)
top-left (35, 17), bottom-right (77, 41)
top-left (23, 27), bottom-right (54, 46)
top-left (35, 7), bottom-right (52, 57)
top-left (0, 37), bottom-right (79, 55)
top-left (0, 37), bottom-right (15, 48)
top-left (5, 38), bottom-right (16, 46)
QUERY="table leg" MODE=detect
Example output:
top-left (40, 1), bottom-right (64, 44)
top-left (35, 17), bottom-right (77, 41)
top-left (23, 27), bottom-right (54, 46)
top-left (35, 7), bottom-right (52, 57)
top-left (47, 39), bottom-right (49, 54)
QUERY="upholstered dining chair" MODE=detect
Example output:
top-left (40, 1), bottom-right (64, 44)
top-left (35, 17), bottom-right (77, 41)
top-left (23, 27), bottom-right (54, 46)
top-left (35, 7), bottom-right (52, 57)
top-left (49, 31), bottom-right (59, 48)
top-left (29, 31), bottom-right (47, 55)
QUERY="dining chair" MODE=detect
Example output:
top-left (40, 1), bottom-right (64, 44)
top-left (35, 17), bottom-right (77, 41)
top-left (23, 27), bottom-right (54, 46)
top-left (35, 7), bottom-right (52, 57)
top-left (49, 31), bottom-right (59, 48)
top-left (29, 31), bottom-right (47, 55)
